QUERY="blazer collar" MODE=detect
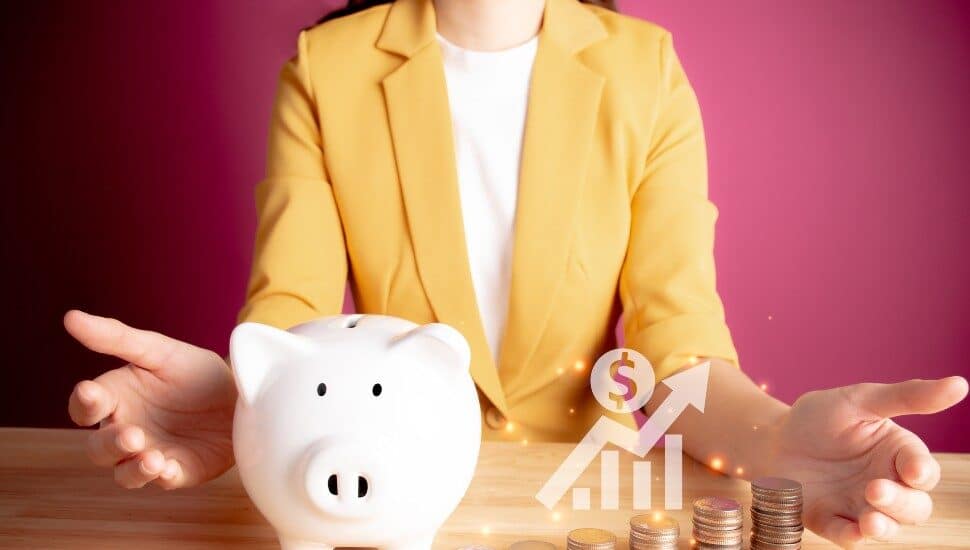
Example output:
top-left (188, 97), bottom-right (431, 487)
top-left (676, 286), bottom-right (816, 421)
top-left (377, 0), bottom-right (607, 58)
top-left (378, 0), bottom-right (608, 417)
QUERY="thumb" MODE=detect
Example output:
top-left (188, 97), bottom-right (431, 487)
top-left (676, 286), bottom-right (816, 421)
top-left (849, 376), bottom-right (968, 419)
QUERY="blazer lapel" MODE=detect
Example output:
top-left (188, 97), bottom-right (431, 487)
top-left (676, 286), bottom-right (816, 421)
top-left (497, 0), bottom-right (607, 398)
top-left (379, 0), bottom-right (508, 414)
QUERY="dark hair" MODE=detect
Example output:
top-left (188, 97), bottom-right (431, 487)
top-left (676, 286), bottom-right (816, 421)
top-left (318, 0), bottom-right (616, 25)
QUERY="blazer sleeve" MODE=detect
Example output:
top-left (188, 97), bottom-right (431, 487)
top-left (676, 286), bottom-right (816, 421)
top-left (619, 32), bottom-right (739, 382)
top-left (237, 31), bottom-right (348, 328)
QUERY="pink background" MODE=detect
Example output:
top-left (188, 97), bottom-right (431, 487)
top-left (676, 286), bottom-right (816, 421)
top-left (2, 1), bottom-right (967, 449)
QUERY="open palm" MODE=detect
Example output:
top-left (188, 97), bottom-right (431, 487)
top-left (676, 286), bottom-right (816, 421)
top-left (65, 310), bottom-right (237, 489)
top-left (764, 377), bottom-right (968, 548)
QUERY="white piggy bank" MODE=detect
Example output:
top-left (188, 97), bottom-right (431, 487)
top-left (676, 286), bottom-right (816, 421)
top-left (229, 314), bottom-right (482, 550)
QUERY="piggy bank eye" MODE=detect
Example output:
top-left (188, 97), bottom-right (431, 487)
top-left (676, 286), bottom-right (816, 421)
top-left (372, 383), bottom-right (382, 397)
top-left (317, 383), bottom-right (327, 396)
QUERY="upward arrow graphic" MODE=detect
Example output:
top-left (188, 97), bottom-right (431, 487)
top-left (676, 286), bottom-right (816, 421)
top-left (534, 362), bottom-right (710, 509)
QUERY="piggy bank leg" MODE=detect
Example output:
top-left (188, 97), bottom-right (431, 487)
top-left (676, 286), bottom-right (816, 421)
top-left (383, 534), bottom-right (435, 550)
top-left (278, 537), bottom-right (333, 550)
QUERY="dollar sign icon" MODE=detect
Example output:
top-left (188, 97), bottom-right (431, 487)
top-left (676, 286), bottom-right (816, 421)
top-left (590, 348), bottom-right (655, 413)
top-left (608, 351), bottom-right (637, 409)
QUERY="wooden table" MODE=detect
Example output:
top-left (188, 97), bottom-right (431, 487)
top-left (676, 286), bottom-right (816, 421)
top-left (1, 428), bottom-right (968, 549)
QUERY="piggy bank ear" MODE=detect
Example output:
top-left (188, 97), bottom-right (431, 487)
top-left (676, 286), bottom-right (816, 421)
top-left (230, 322), bottom-right (313, 405)
top-left (392, 323), bottom-right (471, 371)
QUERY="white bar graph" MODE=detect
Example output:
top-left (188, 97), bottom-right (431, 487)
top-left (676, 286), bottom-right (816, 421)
top-left (564, 435), bottom-right (684, 511)
top-left (633, 459), bottom-right (652, 509)
top-left (600, 450), bottom-right (619, 510)
top-left (664, 434), bottom-right (683, 510)
top-left (572, 487), bottom-right (591, 510)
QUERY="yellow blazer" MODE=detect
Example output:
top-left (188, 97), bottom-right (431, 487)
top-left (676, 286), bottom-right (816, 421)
top-left (237, 0), bottom-right (739, 442)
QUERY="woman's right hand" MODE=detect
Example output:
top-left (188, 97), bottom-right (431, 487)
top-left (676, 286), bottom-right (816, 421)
top-left (64, 310), bottom-right (237, 489)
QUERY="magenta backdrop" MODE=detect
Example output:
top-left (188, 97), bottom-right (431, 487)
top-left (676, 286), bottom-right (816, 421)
top-left (1, 1), bottom-right (967, 450)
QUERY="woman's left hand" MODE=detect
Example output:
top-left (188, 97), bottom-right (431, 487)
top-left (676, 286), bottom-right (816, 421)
top-left (758, 376), bottom-right (967, 548)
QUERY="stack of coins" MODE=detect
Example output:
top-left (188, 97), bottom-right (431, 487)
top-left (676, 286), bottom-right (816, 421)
top-left (691, 497), bottom-right (744, 549)
top-left (566, 528), bottom-right (616, 550)
top-left (750, 477), bottom-right (804, 550)
top-left (629, 513), bottom-right (679, 550)
top-left (510, 542), bottom-right (557, 550)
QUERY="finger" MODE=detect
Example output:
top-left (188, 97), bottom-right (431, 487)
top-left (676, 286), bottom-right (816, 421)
top-left (865, 478), bottom-right (933, 524)
top-left (63, 309), bottom-right (186, 370)
top-left (848, 376), bottom-right (969, 419)
top-left (114, 449), bottom-right (165, 489)
top-left (895, 442), bottom-right (941, 490)
top-left (805, 504), bottom-right (863, 548)
top-left (858, 508), bottom-right (901, 540)
top-left (152, 458), bottom-right (186, 490)
top-left (68, 380), bottom-right (119, 426)
top-left (85, 424), bottom-right (146, 466)
top-left (822, 516), bottom-right (863, 549)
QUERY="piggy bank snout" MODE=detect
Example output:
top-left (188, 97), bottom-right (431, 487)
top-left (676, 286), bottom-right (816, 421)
top-left (304, 440), bottom-right (383, 519)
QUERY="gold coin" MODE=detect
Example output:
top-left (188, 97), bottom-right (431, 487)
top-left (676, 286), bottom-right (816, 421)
top-left (567, 528), bottom-right (616, 546)
top-left (750, 541), bottom-right (801, 550)
top-left (694, 496), bottom-right (743, 515)
top-left (752, 477), bottom-right (802, 493)
top-left (510, 542), bottom-right (557, 550)
top-left (629, 514), bottom-right (679, 533)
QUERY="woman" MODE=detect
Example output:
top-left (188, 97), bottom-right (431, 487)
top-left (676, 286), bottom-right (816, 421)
top-left (64, 0), bottom-right (966, 547)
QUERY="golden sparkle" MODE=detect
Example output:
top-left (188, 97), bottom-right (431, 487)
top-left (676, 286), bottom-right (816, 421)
top-left (710, 457), bottom-right (724, 471)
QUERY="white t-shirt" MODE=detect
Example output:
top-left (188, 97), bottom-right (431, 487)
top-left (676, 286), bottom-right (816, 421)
top-left (436, 32), bottom-right (539, 365)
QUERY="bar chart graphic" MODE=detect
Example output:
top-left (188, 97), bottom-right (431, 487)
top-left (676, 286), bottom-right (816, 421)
top-left (566, 434), bottom-right (683, 511)
top-left (535, 361), bottom-right (709, 510)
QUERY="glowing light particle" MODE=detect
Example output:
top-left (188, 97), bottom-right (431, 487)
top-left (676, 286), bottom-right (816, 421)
top-left (569, 408), bottom-right (575, 414)
top-left (760, 383), bottom-right (768, 391)
top-left (552, 511), bottom-right (562, 522)
top-left (481, 526), bottom-right (491, 536)
top-left (521, 439), bottom-right (529, 446)
top-left (736, 466), bottom-right (744, 475)
top-left (505, 421), bottom-right (516, 433)
top-left (710, 457), bottom-right (723, 471)
top-left (556, 367), bottom-right (565, 375)
top-left (574, 360), bottom-right (584, 371)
